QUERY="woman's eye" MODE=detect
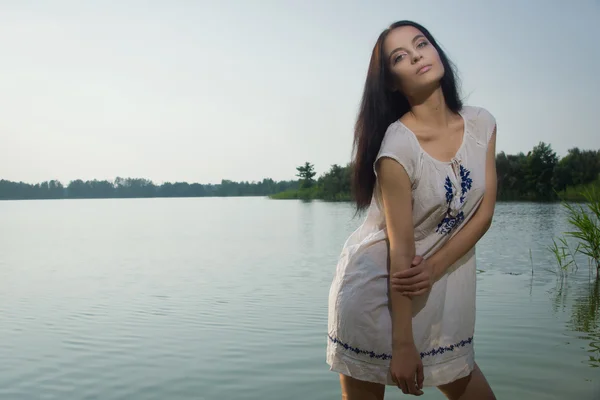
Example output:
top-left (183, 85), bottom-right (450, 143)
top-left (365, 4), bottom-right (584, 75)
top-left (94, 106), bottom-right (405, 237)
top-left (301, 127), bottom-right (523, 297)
top-left (394, 54), bottom-right (406, 64)
top-left (417, 41), bottom-right (429, 48)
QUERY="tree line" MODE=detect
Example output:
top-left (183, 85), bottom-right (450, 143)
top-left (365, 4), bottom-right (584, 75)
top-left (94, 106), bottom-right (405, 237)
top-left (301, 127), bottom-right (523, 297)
top-left (274, 143), bottom-right (600, 202)
top-left (1, 142), bottom-right (598, 202)
top-left (0, 177), bottom-right (298, 200)
top-left (496, 143), bottom-right (599, 200)
top-left (270, 162), bottom-right (352, 201)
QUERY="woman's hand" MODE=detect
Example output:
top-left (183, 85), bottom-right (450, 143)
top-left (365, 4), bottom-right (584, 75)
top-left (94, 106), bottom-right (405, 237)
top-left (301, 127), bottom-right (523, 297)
top-left (391, 256), bottom-right (436, 297)
top-left (390, 342), bottom-right (424, 395)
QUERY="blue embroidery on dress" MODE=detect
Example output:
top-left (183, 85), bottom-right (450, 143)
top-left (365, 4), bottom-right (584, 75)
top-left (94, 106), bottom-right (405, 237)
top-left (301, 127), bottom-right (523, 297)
top-left (328, 334), bottom-right (473, 360)
top-left (436, 212), bottom-right (465, 235)
top-left (328, 334), bottom-right (392, 360)
top-left (443, 177), bottom-right (453, 204)
top-left (420, 336), bottom-right (474, 359)
top-left (459, 165), bottom-right (472, 203)
top-left (436, 164), bottom-right (472, 235)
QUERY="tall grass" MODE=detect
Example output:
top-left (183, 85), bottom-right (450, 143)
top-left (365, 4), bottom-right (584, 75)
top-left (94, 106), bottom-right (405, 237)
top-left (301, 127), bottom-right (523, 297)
top-left (548, 237), bottom-right (579, 278)
top-left (550, 187), bottom-right (600, 278)
top-left (558, 179), bottom-right (600, 202)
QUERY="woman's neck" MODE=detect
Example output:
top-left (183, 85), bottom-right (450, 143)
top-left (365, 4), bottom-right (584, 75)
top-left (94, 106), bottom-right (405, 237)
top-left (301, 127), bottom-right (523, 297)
top-left (406, 87), bottom-right (453, 129)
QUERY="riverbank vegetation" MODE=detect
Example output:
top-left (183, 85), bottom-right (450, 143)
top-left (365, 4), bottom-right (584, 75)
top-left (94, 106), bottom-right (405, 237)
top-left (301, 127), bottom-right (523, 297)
top-left (0, 177), bottom-right (299, 200)
top-left (1, 142), bottom-right (598, 202)
top-left (549, 187), bottom-right (600, 279)
top-left (271, 143), bottom-right (600, 202)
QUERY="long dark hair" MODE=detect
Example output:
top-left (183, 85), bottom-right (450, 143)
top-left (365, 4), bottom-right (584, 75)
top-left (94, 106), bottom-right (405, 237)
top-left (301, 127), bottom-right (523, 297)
top-left (351, 20), bottom-right (463, 211)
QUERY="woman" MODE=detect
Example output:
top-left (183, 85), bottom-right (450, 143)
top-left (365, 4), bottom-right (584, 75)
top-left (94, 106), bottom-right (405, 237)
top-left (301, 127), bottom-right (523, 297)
top-left (326, 20), bottom-right (498, 399)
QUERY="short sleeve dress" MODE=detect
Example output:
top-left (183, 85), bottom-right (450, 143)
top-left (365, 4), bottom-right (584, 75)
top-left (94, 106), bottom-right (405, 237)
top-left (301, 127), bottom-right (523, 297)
top-left (326, 105), bottom-right (497, 387)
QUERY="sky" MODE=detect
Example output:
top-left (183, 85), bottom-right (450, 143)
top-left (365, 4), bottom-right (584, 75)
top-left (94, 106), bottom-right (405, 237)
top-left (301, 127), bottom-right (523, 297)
top-left (1, 0), bottom-right (599, 185)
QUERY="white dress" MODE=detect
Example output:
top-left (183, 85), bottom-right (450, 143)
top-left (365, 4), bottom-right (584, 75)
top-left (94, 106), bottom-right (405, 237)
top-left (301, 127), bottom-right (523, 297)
top-left (326, 105), bottom-right (496, 387)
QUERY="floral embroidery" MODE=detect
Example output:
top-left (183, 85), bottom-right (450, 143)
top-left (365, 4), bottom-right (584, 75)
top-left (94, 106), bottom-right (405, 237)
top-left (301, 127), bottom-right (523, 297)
top-left (436, 212), bottom-right (465, 235)
top-left (443, 177), bottom-right (453, 204)
top-left (328, 334), bottom-right (392, 360)
top-left (459, 165), bottom-right (472, 203)
top-left (420, 336), bottom-right (474, 359)
top-left (328, 334), bottom-right (473, 360)
top-left (436, 164), bottom-right (472, 235)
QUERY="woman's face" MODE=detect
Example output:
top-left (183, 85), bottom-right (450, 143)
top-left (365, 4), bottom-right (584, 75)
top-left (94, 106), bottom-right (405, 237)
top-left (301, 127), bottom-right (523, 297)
top-left (383, 25), bottom-right (445, 96)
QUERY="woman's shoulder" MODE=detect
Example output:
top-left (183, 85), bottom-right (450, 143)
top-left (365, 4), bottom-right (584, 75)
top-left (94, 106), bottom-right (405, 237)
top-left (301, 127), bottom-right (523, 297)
top-left (380, 119), bottom-right (420, 152)
top-left (461, 105), bottom-right (495, 123)
top-left (461, 105), bottom-right (497, 142)
top-left (375, 119), bottom-right (422, 184)
top-left (384, 118), bottom-right (411, 137)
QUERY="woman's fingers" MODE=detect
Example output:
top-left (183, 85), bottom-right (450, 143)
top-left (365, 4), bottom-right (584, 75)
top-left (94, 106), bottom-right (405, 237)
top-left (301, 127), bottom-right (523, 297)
top-left (392, 279), bottom-right (430, 293)
top-left (398, 379), bottom-right (409, 394)
top-left (417, 361), bottom-right (424, 390)
top-left (393, 372), bottom-right (423, 396)
top-left (406, 375), bottom-right (423, 396)
top-left (392, 373), bottom-right (409, 395)
top-left (391, 273), bottom-right (423, 286)
top-left (393, 265), bottom-right (423, 279)
top-left (408, 288), bottom-right (429, 297)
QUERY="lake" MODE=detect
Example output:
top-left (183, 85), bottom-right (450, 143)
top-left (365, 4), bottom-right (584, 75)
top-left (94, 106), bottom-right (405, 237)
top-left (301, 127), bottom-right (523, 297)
top-left (0, 198), bottom-right (598, 399)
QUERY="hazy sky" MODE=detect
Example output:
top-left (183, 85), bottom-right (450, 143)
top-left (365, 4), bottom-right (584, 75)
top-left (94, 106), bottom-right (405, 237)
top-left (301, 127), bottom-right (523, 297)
top-left (1, 0), bottom-right (599, 184)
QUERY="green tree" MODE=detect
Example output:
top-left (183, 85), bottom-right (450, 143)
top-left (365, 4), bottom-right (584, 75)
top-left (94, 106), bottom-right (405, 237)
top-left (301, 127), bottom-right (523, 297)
top-left (0, 176), bottom-right (299, 200)
top-left (318, 164), bottom-right (352, 200)
top-left (496, 151), bottom-right (529, 200)
top-left (67, 179), bottom-right (88, 198)
top-left (525, 142), bottom-right (558, 200)
top-left (296, 162), bottom-right (316, 189)
top-left (553, 148), bottom-right (600, 192)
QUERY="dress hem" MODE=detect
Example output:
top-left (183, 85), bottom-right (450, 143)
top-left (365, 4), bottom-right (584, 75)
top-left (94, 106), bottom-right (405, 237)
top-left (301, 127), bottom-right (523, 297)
top-left (327, 347), bottom-right (474, 387)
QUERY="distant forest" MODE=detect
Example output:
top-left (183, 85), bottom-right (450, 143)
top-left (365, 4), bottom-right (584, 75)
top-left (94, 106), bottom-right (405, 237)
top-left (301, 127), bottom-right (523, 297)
top-left (271, 142), bottom-right (600, 202)
top-left (1, 142), bottom-right (599, 202)
top-left (0, 177), bottom-right (299, 200)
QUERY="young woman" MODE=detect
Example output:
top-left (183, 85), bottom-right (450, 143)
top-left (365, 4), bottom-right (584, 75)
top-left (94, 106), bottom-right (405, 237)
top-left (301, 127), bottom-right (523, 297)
top-left (326, 21), bottom-right (498, 399)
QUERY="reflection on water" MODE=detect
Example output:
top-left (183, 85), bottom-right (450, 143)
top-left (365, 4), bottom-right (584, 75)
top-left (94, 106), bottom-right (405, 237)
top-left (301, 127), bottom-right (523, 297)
top-left (550, 274), bottom-right (600, 369)
top-left (568, 278), bottom-right (600, 368)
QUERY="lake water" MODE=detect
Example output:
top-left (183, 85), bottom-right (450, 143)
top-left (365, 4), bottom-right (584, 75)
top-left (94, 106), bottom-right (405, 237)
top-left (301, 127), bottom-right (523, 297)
top-left (0, 198), bottom-right (598, 399)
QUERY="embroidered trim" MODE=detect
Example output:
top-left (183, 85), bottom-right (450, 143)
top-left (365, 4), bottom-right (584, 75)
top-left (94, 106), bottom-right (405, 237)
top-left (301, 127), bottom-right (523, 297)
top-left (420, 336), bottom-right (473, 359)
top-left (328, 334), bottom-right (392, 360)
top-left (328, 335), bottom-right (474, 360)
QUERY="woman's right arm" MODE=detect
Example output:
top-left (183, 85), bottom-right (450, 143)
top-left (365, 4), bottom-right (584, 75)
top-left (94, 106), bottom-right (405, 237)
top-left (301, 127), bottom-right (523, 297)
top-left (377, 157), bottom-right (415, 343)
top-left (376, 157), bottom-right (424, 395)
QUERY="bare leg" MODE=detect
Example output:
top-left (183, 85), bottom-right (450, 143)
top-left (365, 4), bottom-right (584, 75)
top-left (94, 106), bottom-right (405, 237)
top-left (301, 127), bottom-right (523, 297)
top-left (437, 363), bottom-right (496, 400)
top-left (339, 374), bottom-right (385, 400)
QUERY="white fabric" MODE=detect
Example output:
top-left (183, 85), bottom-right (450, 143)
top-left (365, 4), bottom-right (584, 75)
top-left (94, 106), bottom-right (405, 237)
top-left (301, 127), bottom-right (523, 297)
top-left (326, 105), bottom-right (496, 387)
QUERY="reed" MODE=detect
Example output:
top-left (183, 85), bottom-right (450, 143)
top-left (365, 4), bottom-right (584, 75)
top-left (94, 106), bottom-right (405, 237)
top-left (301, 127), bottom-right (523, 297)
top-left (551, 187), bottom-right (600, 278)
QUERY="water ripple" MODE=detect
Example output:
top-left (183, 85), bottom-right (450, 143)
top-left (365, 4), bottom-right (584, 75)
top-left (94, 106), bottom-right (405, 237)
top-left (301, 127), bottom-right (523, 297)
top-left (0, 199), bottom-right (597, 399)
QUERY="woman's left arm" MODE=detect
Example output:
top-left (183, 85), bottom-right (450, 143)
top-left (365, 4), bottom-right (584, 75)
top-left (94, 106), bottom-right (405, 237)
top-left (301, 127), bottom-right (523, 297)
top-left (429, 126), bottom-right (497, 278)
top-left (392, 126), bottom-right (497, 295)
